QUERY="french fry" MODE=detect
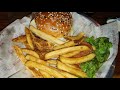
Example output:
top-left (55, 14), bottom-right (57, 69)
top-left (60, 53), bottom-right (96, 64)
top-left (92, 46), bottom-right (96, 51)
top-left (30, 19), bottom-right (37, 28)
top-left (25, 61), bottom-right (65, 78)
top-left (53, 41), bottom-right (75, 50)
top-left (23, 41), bottom-right (31, 49)
top-left (25, 27), bottom-right (34, 50)
top-left (60, 70), bottom-right (78, 78)
top-left (33, 37), bottom-right (51, 51)
top-left (36, 60), bottom-right (49, 66)
top-left (30, 29), bottom-right (36, 40)
top-left (57, 61), bottom-right (87, 78)
top-left (47, 60), bottom-right (57, 65)
top-left (49, 66), bottom-right (78, 78)
top-left (12, 35), bottom-right (27, 43)
top-left (65, 64), bottom-right (80, 70)
top-left (26, 55), bottom-right (39, 61)
top-left (74, 37), bottom-right (85, 45)
top-left (34, 41), bottom-right (53, 52)
top-left (22, 48), bottom-right (39, 58)
top-left (13, 45), bottom-right (27, 64)
top-left (25, 55), bottom-right (49, 66)
top-left (13, 45), bottom-right (44, 78)
top-left (72, 50), bottom-right (92, 58)
top-left (39, 70), bottom-right (53, 78)
top-left (34, 41), bottom-right (42, 51)
top-left (13, 45), bottom-right (43, 78)
top-left (80, 42), bottom-right (93, 51)
top-left (65, 32), bottom-right (85, 41)
top-left (45, 46), bottom-right (90, 59)
top-left (26, 67), bottom-right (43, 78)
top-left (62, 50), bottom-right (81, 57)
top-left (26, 53), bottom-right (56, 67)
top-left (34, 49), bottom-right (47, 60)
top-left (29, 25), bottom-right (65, 45)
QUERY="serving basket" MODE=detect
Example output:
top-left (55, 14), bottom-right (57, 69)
top-left (0, 12), bottom-right (117, 78)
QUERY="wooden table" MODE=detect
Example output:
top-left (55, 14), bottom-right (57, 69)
top-left (0, 12), bottom-right (119, 78)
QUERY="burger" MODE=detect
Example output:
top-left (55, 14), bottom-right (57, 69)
top-left (32, 12), bottom-right (73, 38)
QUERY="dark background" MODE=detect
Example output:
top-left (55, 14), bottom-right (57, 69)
top-left (0, 12), bottom-right (120, 78)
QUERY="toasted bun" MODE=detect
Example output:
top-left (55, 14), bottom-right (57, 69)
top-left (34, 12), bottom-right (72, 38)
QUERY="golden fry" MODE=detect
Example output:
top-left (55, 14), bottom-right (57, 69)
top-left (25, 61), bottom-right (65, 78)
top-left (26, 55), bottom-right (56, 67)
top-left (45, 46), bottom-right (90, 59)
top-left (26, 55), bottom-right (39, 61)
top-left (22, 48), bottom-right (39, 58)
top-left (13, 45), bottom-right (27, 64)
top-left (26, 67), bottom-right (43, 78)
top-left (47, 60), bottom-right (57, 65)
top-left (65, 32), bottom-right (85, 40)
top-left (30, 19), bottom-right (36, 28)
top-left (49, 66), bottom-right (77, 78)
top-left (53, 41), bottom-right (75, 50)
top-left (92, 46), bottom-right (96, 51)
top-left (33, 36), bottom-right (52, 51)
top-left (39, 70), bottom-right (53, 78)
top-left (23, 41), bottom-right (31, 49)
top-left (25, 27), bottom-right (34, 50)
top-left (65, 64), bottom-right (80, 70)
top-left (60, 70), bottom-right (78, 78)
top-left (34, 41), bottom-right (42, 51)
top-left (12, 35), bottom-right (26, 43)
top-left (13, 46), bottom-right (43, 78)
top-left (30, 30), bottom-right (36, 40)
top-left (29, 25), bottom-right (64, 45)
top-left (57, 61), bottom-right (87, 78)
top-left (25, 55), bottom-right (49, 66)
top-left (26, 55), bottom-right (57, 66)
top-left (62, 50), bottom-right (81, 57)
top-left (60, 53), bottom-right (96, 64)
top-left (36, 60), bottom-right (49, 66)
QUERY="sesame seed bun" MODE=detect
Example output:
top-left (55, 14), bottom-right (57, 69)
top-left (34, 12), bottom-right (72, 38)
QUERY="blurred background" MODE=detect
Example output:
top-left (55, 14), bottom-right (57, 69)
top-left (0, 12), bottom-right (120, 78)
top-left (1, 12), bottom-right (120, 30)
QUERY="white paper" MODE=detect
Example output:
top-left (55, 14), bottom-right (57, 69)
top-left (0, 17), bottom-right (33, 78)
top-left (95, 21), bottom-right (119, 78)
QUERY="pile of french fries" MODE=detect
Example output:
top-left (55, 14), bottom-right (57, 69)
top-left (12, 25), bottom-right (96, 78)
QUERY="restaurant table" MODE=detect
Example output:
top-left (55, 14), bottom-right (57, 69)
top-left (0, 12), bottom-right (119, 78)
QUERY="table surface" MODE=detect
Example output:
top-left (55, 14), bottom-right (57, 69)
top-left (0, 12), bottom-right (119, 78)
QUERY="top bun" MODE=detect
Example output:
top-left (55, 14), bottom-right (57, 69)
top-left (34, 12), bottom-right (72, 38)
